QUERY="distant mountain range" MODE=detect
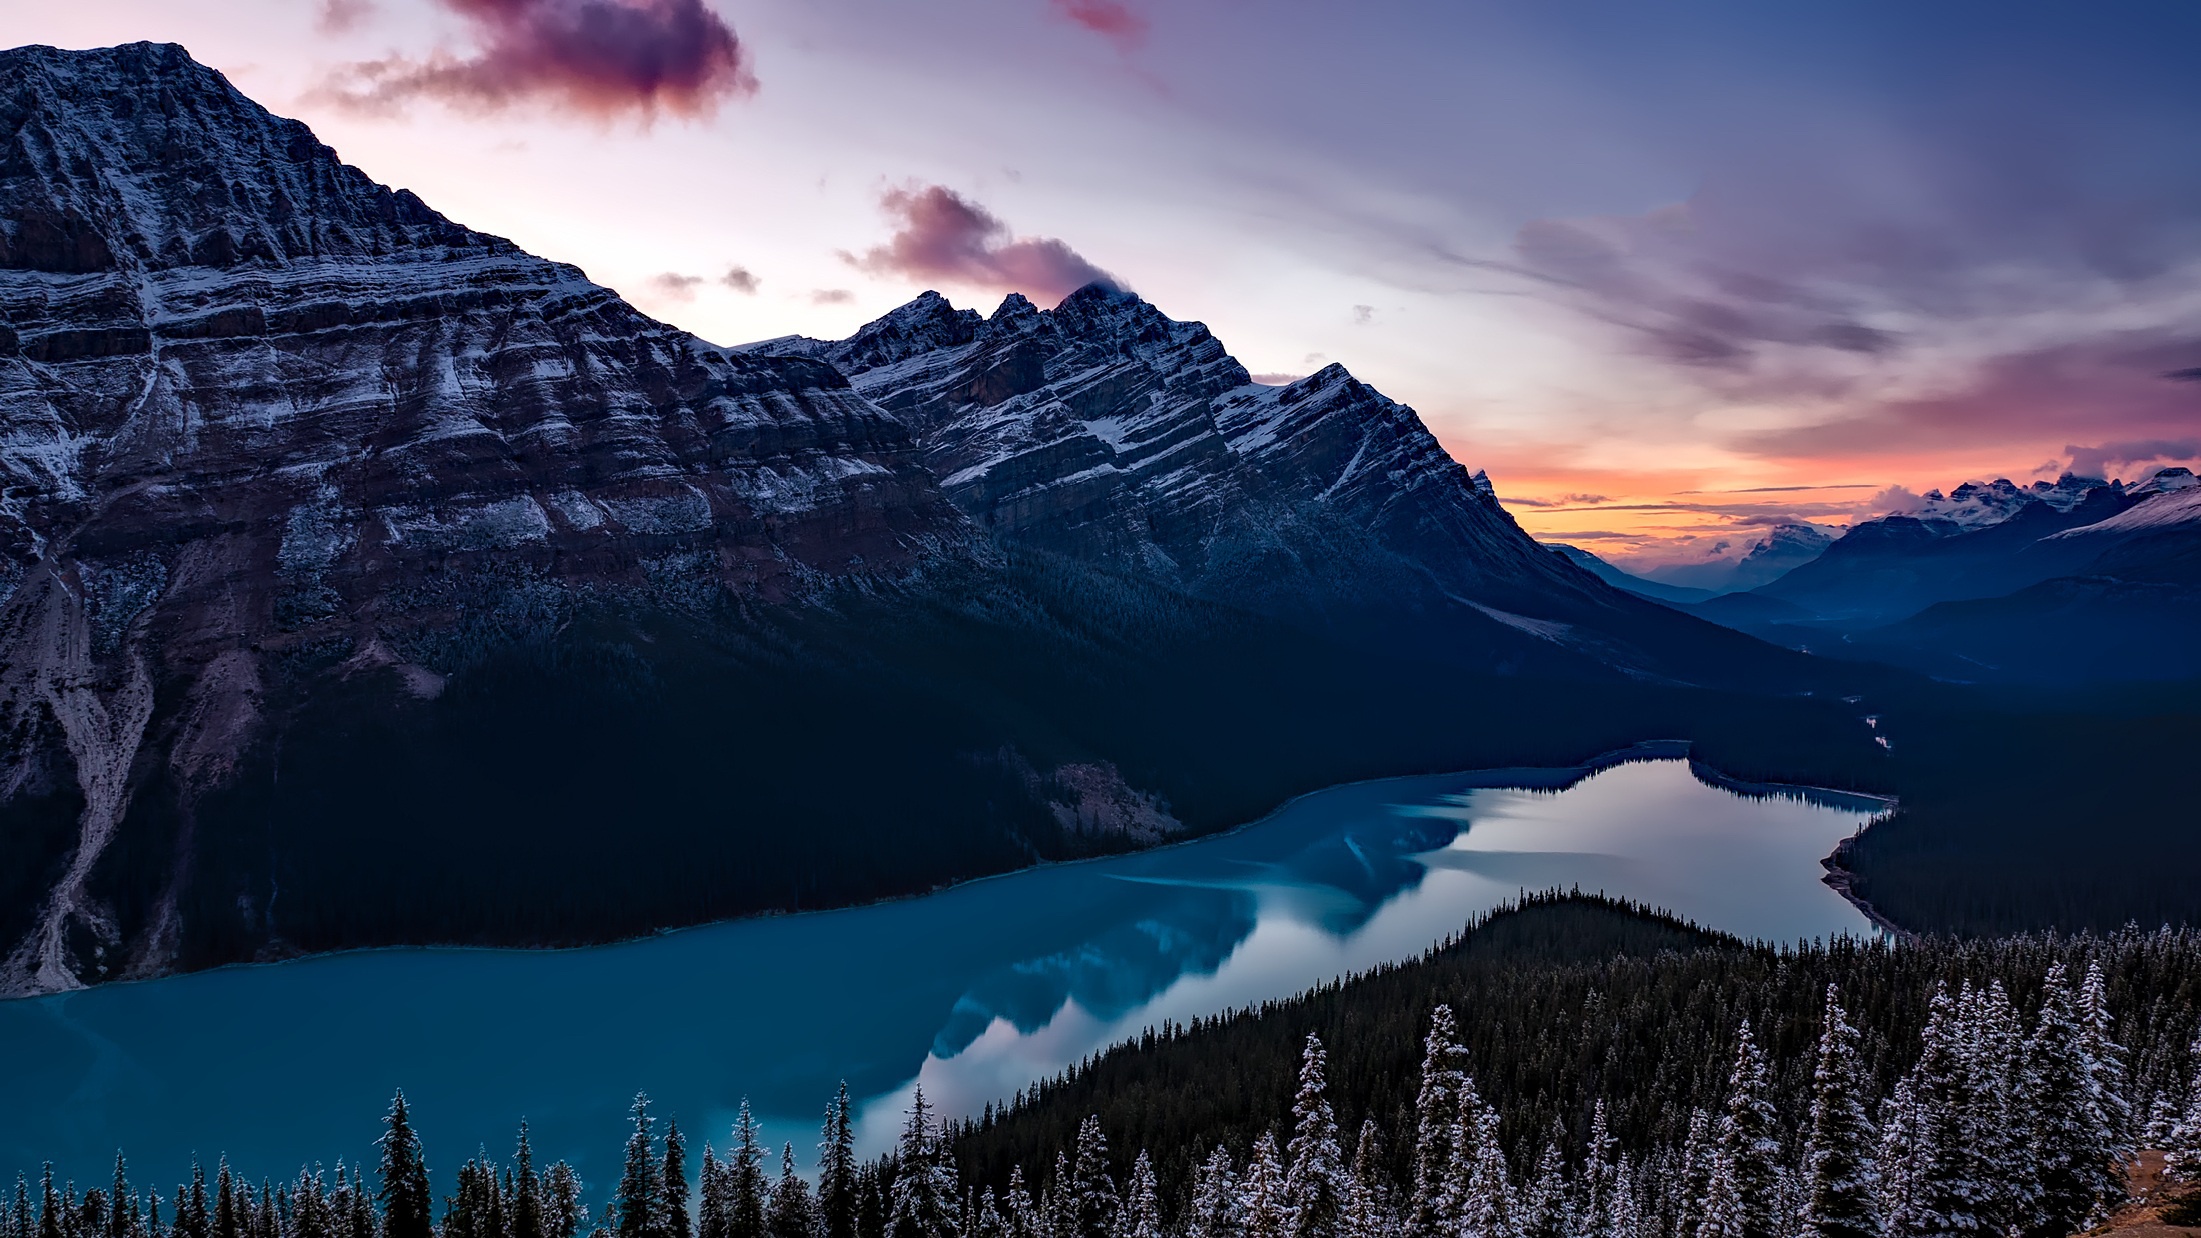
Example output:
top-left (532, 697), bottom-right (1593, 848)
top-left (0, 43), bottom-right (1862, 994)
top-left (1562, 467), bottom-right (2201, 683)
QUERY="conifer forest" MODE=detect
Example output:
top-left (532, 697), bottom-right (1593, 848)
top-left (10, 899), bottom-right (2201, 1238)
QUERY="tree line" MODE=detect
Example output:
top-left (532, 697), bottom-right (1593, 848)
top-left (11, 899), bottom-right (2201, 1238)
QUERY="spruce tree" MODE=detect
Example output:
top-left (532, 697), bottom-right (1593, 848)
top-left (1798, 990), bottom-right (1878, 1238)
top-left (1187, 1148), bottom-right (1240, 1238)
top-left (819, 1086), bottom-right (858, 1238)
top-left (730, 1104), bottom-right (767, 1238)
top-left (1903, 984), bottom-right (1985, 1238)
top-left (2027, 964), bottom-right (2114, 1234)
top-left (39, 1167), bottom-right (63, 1238)
top-left (544, 1164), bottom-right (586, 1238)
top-left (1516, 1142), bottom-right (1566, 1238)
top-left (1238, 1134), bottom-right (1288, 1238)
top-left (513, 1126), bottom-right (543, 1238)
top-left (2165, 1032), bottom-right (2201, 1183)
top-left (765, 1147), bottom-right (814, 1238)
top-left (1406, 1008), bottom-right (1465, 1238)
top-left (1457, 1103), bottom-right (1511, 1238)
top-left (886, 1090), bottom-right (959, 1238)
top-left (1119, 1156), bottom-right (1161, 1238)
top-left (1000, 1170), bottom-right (1040, 1238)
top-left (662, 1123), bottom-right (692, 1238)
top-left (1345, 1122), bottom-right (1389, 1238)
top-left (379, 1095), bottom-right (433, 1238)
top-left (698, 1150), bottom-right (727, 1238)
top-left (108, 1159), bottom-right (139, 1238)
top-left (1285, 1036), bottom-right (1348, 1238)
top-left (1699, 1021), bottom-right (1781, 1238)
top-left (617, 1097), bottom-right (660, 1238)
top-left (213, 1163), bottom-right (239, 1238)
top-left (1065, 1118), bottom-right (1114, 1238)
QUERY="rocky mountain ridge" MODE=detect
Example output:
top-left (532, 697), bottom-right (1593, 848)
top-left (0, 41), bottom-right (968, 993)
top-left (746, 286), bottom-right (1787, 682)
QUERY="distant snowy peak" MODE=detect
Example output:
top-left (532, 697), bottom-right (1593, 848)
top-left (2049, 476), bottom-right (2201, 540)
top-left (1865, 468), bottom-right (2196, 537)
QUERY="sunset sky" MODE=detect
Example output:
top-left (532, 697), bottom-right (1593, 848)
top-left (8, 0), bottom-right (2201, 566)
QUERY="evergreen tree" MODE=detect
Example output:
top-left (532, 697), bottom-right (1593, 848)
top-left (1238, 1135), bottom-right (1288, 1238)
top-left (1898, 984), bottom-right (1984, 1238)
top-left (544, 1165), bottom-right (586, 1238)
top-left (617, 1097), bottom-right (661, 1238)
top-left (1119, 1157), bottom-right (1160, 1238)
top-left (513, 1126), bottom-right (543, 1238)
top-left (1798, 990), bottom-right (1878, 1238)
top-left (887, 1090), bottom-right (959, 1238)
top-left (1000, 1171), bottom-right (1039, 1238)
top-left (1963, 982), bottom-right (2036, 1235)
top-left (1344, 1123), bottom-right (1389, 1238)
top-left (1672, 1110), bottom-right (1713, 1238)
top-left (1405, 1008), bottom-right (1465, 1238)
top-left (1873, 1080), bottom-right (1923, 1238)
top-left (379, 1096), bottom-right (433, 1238)
top-left (699, 1151), bottom-right (728, 1238)
top-left (1456, 1103), bottom-right (1510, 1238)
top-left (1064, 1118), bottom-right (1114, 1238)
top-left (766, 1147), bottom-right (815, 1238)
top-left (1698, 1021), bottom-right (1780, 1238)
top-left (730, 1104), bottom-right (768, 1238)
top-left (108, 1159), bottom-right (139, 1238)
top-left (1187, 1149), bottom-right (1240, 1238)
top-left (214, 1163), bottom-right (239, 1238)
top-left (1581, 1100), bottom-right (1616, 1235)
top-left (2165, 1035), bottom-right (2201, 1183)
top-left (40, 1167), bottom-right (64, 1238)
top-left (662, 1123), bottom-right (692, 1238)
top-left (1285, 1036), bottom-right (1348, 1238)
top-left (2027, 964), bottom-right (2116, 1234)
top-left (2078, 962), bottom-right (2133, 1164)
top-left (819, 1086), bottom-right (859, 1238)
top-left (291, 1171), bottom-right (333, 1238)
top-left (1516, 1142), bottom-right (1565, 1238)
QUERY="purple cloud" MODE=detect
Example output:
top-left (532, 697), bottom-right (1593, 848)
top-left (1050, 0), bottom-right (1148, 52)
top-left (849, 185), bottom-right (1118, 306)
top-left (323, 0), bottom-right (755, 120)
top-left (648, 272), bottom-right (704, 301)
top-left (720, 265), bottom-right (759, 294)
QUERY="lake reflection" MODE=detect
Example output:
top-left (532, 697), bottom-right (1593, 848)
top-left (0, 755), bottom-right (1882, 1196)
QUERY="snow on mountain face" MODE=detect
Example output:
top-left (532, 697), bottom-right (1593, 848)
top-left (2048, 474), bottom-right (2201, 540)
top-left (0, 43), bottom-right (965, 994)
top-left (754, 285), bottom-right (1607, 620)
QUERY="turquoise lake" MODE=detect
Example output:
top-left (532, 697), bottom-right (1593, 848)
top-left (0, 754), bottom-right (1884, 1196)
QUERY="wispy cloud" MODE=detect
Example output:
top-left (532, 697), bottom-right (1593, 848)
top-left (1049, 0), bottom-right (1147, 52)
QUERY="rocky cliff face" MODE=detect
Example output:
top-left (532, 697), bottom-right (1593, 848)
top-left (0, 43), bottom-right (967, 993)
top-left (755, 286), bottom-right (1614, 628)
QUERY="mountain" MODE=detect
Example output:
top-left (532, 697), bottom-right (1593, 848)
top-left (747, 288), bottom-right (1825, 685)
top-left (0, 43), bottom-right (1885, 996)
top-left (1751, 475), bottom-right (2149, 623)
top-left (1633, 521), bottom-right (1835, 594)
top-left (1843, 473), bottom-right (2201, 682)
top-left (1545, 543), bottom-right (1718, 605)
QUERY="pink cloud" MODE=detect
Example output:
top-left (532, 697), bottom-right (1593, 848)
top-left (317, 0), bottom-right (376, 34)
top-left (1050, 0), bottom-right (1148, 51)
top-left (849, 185), bottom-right (1118, 306)
top-left (322, 0), bottom-right (754, 120)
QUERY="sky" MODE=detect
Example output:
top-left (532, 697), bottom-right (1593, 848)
top-left (8, 0), bottom-right (2201, 567)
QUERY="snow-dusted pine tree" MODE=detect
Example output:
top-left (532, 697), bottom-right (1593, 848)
top-left (1797, 990), bottom-right (1878, 1238)
top-left (1067, 1117), bottom-right (1116, 1238)
top-left (2166, 1036), bottom-right (2201, 1182)
top-left (1698, 1021), bottom-right (1781, 1238)
top-left (1121, 1155), bottom-right (1162, 1238)
top-left (819, 1084), bottom-right (859, 1238)
top-left (1406, 1007), bottom-right (1466, 1238)
top-left (2078, 963), bottom-right (2135, 1194)
top-left (1240, 1134), bottom-right (1290, 1238)
top-left (1346, 1121), bottom-right (1392, 1238)
top-left (887, 1090), bottom-right (960, 1238)
top-left (661, 1121), bottom-right (693, 1238)
top-left (546, 1162), bottom-right (587, 1238)
top-left (379, 1093), bottom-right (434, 1238)
top-left (1286, 1036), bottom-right (1349, 1238)
top-left (730, 1102), bottom-right (769, 1238)
top-left (699, 1149), bottom-right (729, 1238)
top-left (1457, 1103), bottom-right (1512, 1238)
top-left (767, 1145), bottom-right (815, 1238)
top-left (1189, 1148), bottom-right (1242, 1238)
top-left (1002, 1168), bottom-right (1042, 1238)
top-left (1516, 1140), bottom-right (1566, 1238)
top-left (2028, 963), bottom-right (2124, 1232)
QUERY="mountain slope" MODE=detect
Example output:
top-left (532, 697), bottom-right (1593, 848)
top-left (0, 43), bottom-right (1890, 995)
top-left (0, 41), bottom-right (975, 993)
top-left (752, 288), bottom-right (1832, 688)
